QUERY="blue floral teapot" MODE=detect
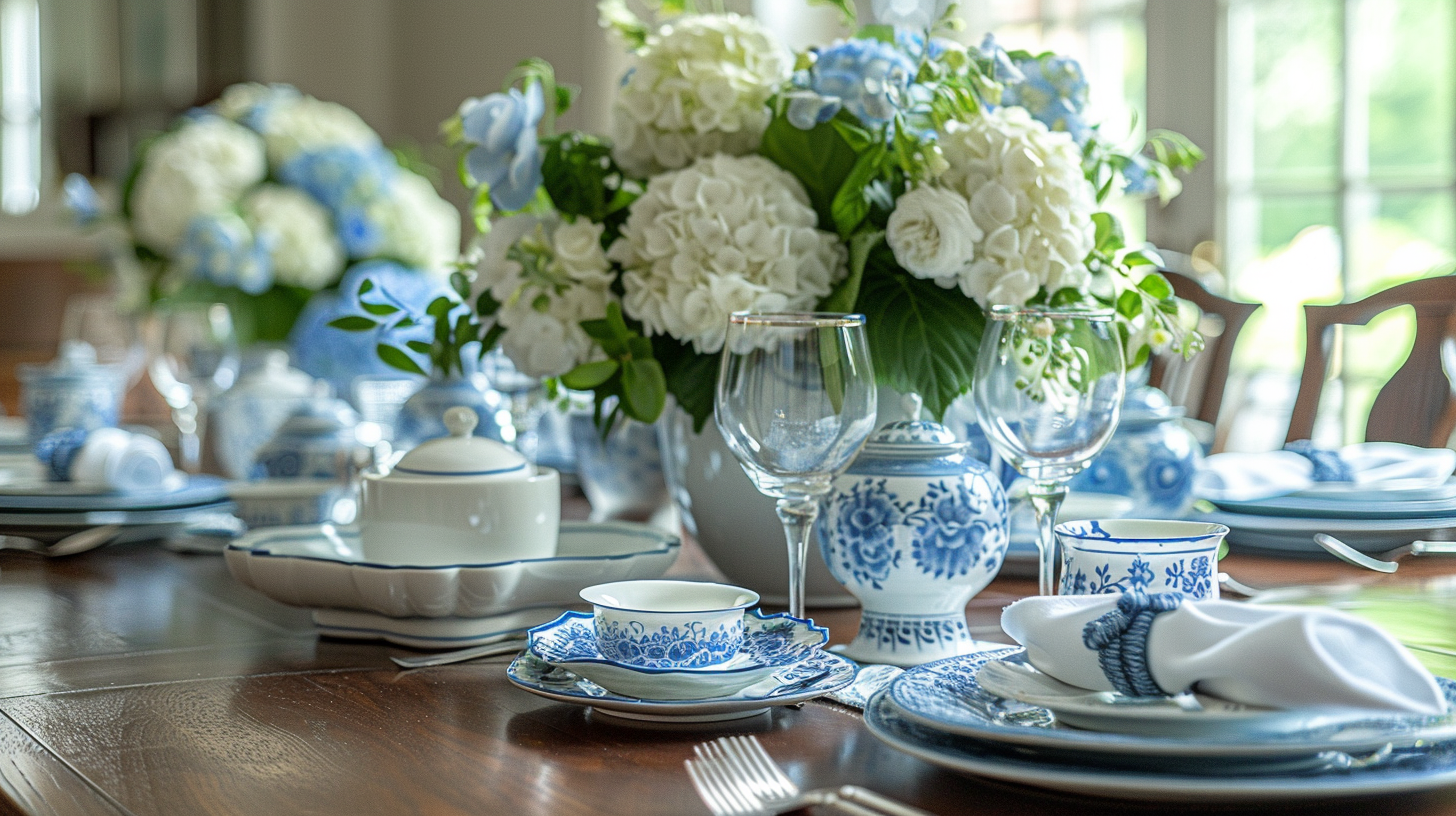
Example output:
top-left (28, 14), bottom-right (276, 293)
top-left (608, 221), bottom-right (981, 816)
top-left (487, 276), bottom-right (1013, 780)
top-left (817, 403), bottom-right (1009, 667)
top-left (1069, 386), bottom-right (1204, 516)
top-left (252, 391), bottom-right (362, 480)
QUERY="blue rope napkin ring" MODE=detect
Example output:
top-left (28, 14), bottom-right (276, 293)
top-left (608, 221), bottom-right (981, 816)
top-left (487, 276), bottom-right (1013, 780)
top-left (1081, 590), bottom-right (1184, 697)
top-left (1284, 439), bottom-right (1354, 482)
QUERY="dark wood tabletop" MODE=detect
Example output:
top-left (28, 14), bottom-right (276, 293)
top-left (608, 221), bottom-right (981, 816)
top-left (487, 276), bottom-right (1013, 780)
top-left (5, 501), bottom-right (1456, 816)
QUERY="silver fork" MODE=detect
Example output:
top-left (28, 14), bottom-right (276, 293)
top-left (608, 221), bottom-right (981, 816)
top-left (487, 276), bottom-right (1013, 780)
top-left (686, 735), bottom-right (936, 816)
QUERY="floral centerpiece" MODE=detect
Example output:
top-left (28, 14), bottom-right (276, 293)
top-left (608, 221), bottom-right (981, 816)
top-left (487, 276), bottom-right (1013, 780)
top-left (69, 83), bottom-right (461, 377)
top-left (349, 0), bottom-right (1203, 432)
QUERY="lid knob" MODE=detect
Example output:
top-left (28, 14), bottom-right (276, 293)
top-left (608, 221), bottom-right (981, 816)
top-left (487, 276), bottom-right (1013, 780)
top-left (443, 406), bottom-right (478, 438)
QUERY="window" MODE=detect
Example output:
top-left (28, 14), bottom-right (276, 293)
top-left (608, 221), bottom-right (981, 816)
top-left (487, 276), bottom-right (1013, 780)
top-left (0, 0), bottom-right (40, 214)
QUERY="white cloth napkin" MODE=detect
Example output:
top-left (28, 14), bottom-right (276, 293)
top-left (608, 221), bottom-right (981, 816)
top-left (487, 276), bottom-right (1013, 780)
top-left (1194, 442), bottom-right (1456, 502)
top-left (1001, 594), bottom-right (1448, 716)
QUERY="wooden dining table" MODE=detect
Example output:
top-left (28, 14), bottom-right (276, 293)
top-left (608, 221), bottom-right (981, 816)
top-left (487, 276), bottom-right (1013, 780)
top-left (4, 493), bottom-right (1456, 816)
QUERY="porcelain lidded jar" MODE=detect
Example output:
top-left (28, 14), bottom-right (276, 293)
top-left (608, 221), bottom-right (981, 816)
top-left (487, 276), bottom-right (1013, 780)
top-left (253, 389), bottom-right (362, 480)
top-left (1069, 386), bottom-right (1204, 517)
top-left (358, 407), bottom-right (560, 566)
top-left (817, 409), bottom-right (1009, 667)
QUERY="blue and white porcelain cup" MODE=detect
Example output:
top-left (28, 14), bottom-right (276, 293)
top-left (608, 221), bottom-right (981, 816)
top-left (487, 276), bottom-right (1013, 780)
top-left (19, 341), bottom-right (125, 448)
top-left (579, 580), bottom-right (760, 669)
top-left (1055, 519), bottom-right (1229, 600)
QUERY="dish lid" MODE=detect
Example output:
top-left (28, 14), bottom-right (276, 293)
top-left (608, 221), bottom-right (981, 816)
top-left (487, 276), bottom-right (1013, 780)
top-left (19, 341), bottom-right (123, 383)
top-left (861, 419), bottom-right (966, 459)
top-left (275, 387), bottom-right (360, 437)
top-left (391, 407), bottom-right (528, 477)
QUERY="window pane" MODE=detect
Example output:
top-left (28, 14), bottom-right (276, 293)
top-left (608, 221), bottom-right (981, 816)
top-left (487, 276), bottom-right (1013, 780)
top-left (1348, 192), bottom-right (1456, 299)
top-left (1249, 0), bottom-right (1341, 185)
top-left (1365, 0), bottom-right (1455, 181)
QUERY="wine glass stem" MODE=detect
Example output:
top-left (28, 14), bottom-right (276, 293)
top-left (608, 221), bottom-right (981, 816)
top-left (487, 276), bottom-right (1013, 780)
top-left (774, 497), bottom-right (819, 619)
top-left (1027, 481), bottom-right (1068, 596)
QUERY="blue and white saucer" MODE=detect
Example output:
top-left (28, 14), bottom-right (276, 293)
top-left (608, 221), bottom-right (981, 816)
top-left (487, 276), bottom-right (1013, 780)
top-left (886, 647), bottom-right (1456, 761)
top-left (506, 648), bottom-right (856, 723)
top-left (527, 609), bottom-right (828, 700)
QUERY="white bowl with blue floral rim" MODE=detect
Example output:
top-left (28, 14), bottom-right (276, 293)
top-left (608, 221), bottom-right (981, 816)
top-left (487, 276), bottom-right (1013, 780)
top-left (1055, 519), bottom-right (1229, 599)
top-left (579, 579), bottom-right (759, 668)
top-left (526, 609), bottom-right (827, 700)
top-left (817, 417), bottom-right (1010, 667)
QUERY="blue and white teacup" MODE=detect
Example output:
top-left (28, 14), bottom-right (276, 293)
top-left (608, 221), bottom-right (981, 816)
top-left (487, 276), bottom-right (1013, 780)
top-left (1055, 519), bottom-right (1229, 600)
top-left (579, 580), bottom-right (760, 669)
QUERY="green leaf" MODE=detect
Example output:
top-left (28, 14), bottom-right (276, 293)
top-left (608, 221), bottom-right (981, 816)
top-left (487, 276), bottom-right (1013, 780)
top-left (855, 252), bottom-right (985, 420)
top-left (856, 24), bottom-right (895, 43)
top-left (361, 301), bottom-right (399, 317)
top-left (561, 359), bottom-right (620, 390)
top-left (406, 340), bottom-right (433, 355)
top-left (450, 271), bottom-right (471, 301)
top-left (472, 185), bottom-right (494, 233)
top-left (1116, 290), bottom-right (1142, 319)
top-left (1218, 539), bottom-right (1229, 561)
top-left (654, 336), bottom-right (719, 432)
top-left (377, 344), bottom-right (428, 377)
top-left (819, 230), bottom-right (881, 313)
top-left (620, 358), bottom-right (667, 423)
top-left (830, 144), bottom-right (887, 237)
top-left (476, 290), bottom-right (502, 317)
top-left (1137, 272), bottom-right (1174, 300)
top-left (758, 113), bottom-right (861, 231)
top-left (328, 316), bottom-right (379, 332)
top-left (426, 296), bottom-right (455, 320)
top-left (359, 278), bottom-right (375, 296)
top-left (605, 301), bottom-right (631, 341)
top-left (1092, 212), bottom-right (1124, 254)
top-left (581, 318), bottom-right (615, 343)
top-left (1123, 248), bottom-right (1162, 267)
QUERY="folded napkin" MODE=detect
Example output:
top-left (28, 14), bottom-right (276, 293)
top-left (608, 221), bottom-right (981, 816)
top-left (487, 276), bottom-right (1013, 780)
top-left (1194, 441), bottom-right (1456, 502)
top-left (1001, 593), bottom-right (1448, 716)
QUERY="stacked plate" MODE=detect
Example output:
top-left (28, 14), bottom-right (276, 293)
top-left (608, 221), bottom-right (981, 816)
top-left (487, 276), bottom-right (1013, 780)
top-left (0, 470), bottom-right (234, 546)
top-left (506, 609), bottom-right (857, 723)
top-left (224, 521), bottom-right (682, 648)
top-left (1201, 479), bottom-right (1456, 555)
top-left (863, 647), bottom-right (1456, 802)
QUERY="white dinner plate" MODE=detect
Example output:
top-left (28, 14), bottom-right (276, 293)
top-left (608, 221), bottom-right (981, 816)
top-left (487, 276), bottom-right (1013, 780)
top-left (224, 520), bottom-right (680, 618)
top-left (865, 691), bottom-right (1456, 803)
top-left (0, 473), bottom-right (228, 509)
top-left (886, 647), bottom-right (1456, 760)
top-left (1201, 509), bottom-right (1456, 555)
top-left (505, 649), bottom-right (856, 723)
top-left (313, 606), bottom-right (570, 649)
top-left (1292, 478), bottom-right (1456, 501)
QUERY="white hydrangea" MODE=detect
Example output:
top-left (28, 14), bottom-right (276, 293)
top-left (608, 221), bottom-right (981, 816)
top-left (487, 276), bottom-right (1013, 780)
top-left (209, 82), bottom-right (298, 122)
top-left (368, 170), bottom-right (462, 277)
top-left (255, 95), bottom-right (381, 166)
top-left (474, 215), bottom-right (617, 378)
top-left (608, 153), bottom-right (847, 354)
top-left (886, 185), bottom-right (983, 284)
top-left (240, 184), bottom-right (345, 290)
top-left (129, 117), bottom-right (266, 252)
top-left (611, 14), bottom-right (791, 177)
top-left (937, 106), bottom-right (1096, 307)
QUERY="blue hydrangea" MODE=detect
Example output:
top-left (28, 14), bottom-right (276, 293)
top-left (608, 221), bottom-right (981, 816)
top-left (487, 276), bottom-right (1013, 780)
top-left (278, 145), bottom-right (396, 212)
top-left (173, 213), bottom-right (274, 295)
top-left (798, 38), bottom-right (917, 128)
top-left (459, 83), bottom-right (544, 212)
top-left (62, 174), bottom-right (102, 226)
top-left (894, 28), bottom-right (961, 62)
top-left (229, 83), bottom-right (301, 133)
top-left (1122, 153), bottom-right (1159, 196)
top-left (1000, 51), bottom-right (1092, 146)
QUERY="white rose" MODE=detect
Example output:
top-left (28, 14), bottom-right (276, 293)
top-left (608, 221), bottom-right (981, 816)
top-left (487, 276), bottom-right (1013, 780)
top-left (886, 185), bottom-right (983, 284)
top-left (240, 185), bottom-right (344, 290)
top-left (551, 219), bottom-right (609, 279)
top-left (129, 117), bottom-right (266, 252)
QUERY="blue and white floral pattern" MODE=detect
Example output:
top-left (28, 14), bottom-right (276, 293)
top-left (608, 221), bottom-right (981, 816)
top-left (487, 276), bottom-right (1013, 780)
top-left (856, 611), bottom-right (974, 659)
top-left (529, 610), bottom-right (827, 673)
top-left (1061, 553), bottom-right (1214, 600)
top-left (594, 617), bottom-right (743, 669)
top-left (909, 478), bottom-right (1003, 580)
top-left (824, 478), bottom-right (905, 589)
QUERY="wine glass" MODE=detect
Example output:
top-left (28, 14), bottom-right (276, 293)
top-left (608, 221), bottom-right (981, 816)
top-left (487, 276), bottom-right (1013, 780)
top-left (148, 303), bottom-right (241, 473)
top-left (61, 293), bottom-right (147, 388)
top-left (714, 312), bottom-right (877, 619)
top-left (481, 347), bottom-right (546, 460)
top-left (972, 305), bottom-right (1126, 596)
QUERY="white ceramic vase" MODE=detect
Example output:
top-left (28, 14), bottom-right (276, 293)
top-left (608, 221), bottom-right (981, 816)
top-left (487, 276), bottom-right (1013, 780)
top-left (657, 404), bottom-right (856, 607)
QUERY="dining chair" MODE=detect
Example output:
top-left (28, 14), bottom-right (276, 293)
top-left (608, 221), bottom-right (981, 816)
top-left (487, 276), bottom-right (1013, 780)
top-left (1148, 270), bottom-right (1262, 450)
top-left (1284, 274), bottom-right (1456, 448)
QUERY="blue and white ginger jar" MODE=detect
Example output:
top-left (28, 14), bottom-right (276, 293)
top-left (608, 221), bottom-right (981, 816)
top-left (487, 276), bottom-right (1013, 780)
top-left (817, 418), bottom-right (1009, 666)
top-left (393, 375), bottom-right (507, 450)
top-left (253, 395), bottom-right (362, 480)
top-left (1070, 386), bottom-right (1204, 516)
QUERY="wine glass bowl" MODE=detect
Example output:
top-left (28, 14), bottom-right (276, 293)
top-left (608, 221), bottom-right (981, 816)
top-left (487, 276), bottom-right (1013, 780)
top-left (972, 306), bottom-right (1125, 595)
top-left (148, 303), bottom-right (241, 473)
top-left (714, 312), bottom-right (877, 618)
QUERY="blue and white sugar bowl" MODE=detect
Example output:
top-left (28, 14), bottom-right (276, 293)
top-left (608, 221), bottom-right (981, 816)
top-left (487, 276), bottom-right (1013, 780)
top-left (1070, 385), bottom-right (1204, 517)
top-left (817, 413), bottom-right (1010, 667)
top-left (252, 393), bottom-right (363, 480)
top-left (18, 341), bottom-right (125, 447)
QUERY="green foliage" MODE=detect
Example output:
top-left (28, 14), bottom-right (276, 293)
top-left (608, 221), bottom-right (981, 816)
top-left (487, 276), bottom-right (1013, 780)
top-left (540, 132), bottom-right (640, 236)
top-left (327, 271), bottom-right (486, 379)
top-left (758, 113), bottom-right (862, 232)
top-left (854, 243), bottom-right (985, 420)
top-left (654, 336), bottom-right (720, 432)
top-left (561, 302), bottom-right (667, 429)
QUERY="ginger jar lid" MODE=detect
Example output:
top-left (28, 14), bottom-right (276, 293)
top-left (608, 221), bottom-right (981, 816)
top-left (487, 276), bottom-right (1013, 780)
top-left (860, 419), bottom-right (965, 458)
top-left (391, 407), bottom-right (528, 477)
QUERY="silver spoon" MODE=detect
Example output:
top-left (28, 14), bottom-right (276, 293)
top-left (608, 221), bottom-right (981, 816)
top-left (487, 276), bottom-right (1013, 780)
top-left (0, 524), bottom-right (123, 557)
top-left (1313, 533), bottom-right (1456, 573)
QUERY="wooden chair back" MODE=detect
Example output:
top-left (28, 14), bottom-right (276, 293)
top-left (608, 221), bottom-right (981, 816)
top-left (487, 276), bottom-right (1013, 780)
top-left (1148, 271), bottom-right (1261, 448)
top-left (1285, 275), bottom-right (1456, 447)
